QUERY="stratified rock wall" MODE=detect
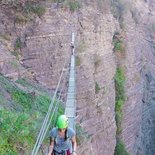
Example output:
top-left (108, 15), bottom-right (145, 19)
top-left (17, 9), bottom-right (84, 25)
top-left (121, 0), bottom-right (155, 154)
top-left (75, 3), bottom-right (117, 155)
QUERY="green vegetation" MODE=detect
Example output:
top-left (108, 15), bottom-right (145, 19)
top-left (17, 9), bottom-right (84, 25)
top-left (114, 68), bottom-right (129, 154)
top-left (114, 40), bottom-right (124, 52)
top-left (54, 0), bottom-right (80, 12)
top-left (114, 140), bottom-right (129, 155)
top-left (0, 110), bottom-right (36, 155)
top-left (94, 54), bottom-right (101, 68)
top-left (75, 56), bottom-right (81, 66)
top-left (68, 0), bottom-right (80, 12)
top-left (14, 37), bottom-right (22, 50)
top-left (15, 12), bottom-right (29, 24)
top-left (113, 32), bottom-right (125, 53)
top-left (24, 2), bottom-right (46, 18)
top-left (0, 74), bottom-right (64, 154)
top-left (0, 1), bottom-right (46, 24)
top-left (9, 60), bottom-right (19, 69)
top-left (115, 67), bottom-right (125, 133)
top-left (11, 90), bottom-right (34, 110)
top-left (95, 82), bottom-right (100, 94)
top-left (77, 40), bottom-right (86, 53)
top-left (11, 50), bottom-right (21, 60)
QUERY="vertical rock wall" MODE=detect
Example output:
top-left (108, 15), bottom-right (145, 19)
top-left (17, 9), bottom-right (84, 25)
top-left (75, 4), bottom-right (117, 155)
top-left (121, 0), bottom-right (155, 154)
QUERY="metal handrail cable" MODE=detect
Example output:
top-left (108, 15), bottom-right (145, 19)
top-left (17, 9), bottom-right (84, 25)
top-left (38, 80), bottom-right (66, 150)
top-left (31, 61), bottom-right (67, 155)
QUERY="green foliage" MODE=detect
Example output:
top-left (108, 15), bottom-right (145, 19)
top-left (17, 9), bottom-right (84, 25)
top-left (0, 74), bottom-right (65, 154)
top-left (7, 1), bottom-right (46, 24)
top-left (24, 2), bottom-right (46, 17)
top-left (94, 54), bottom-right (101, 68)
top-left (113, 32), bottom-right (125, 53)
top-left (53, 0), bottom-right (65, 3)
top-left (9, 60), bottom-right (19, 69)
top-left (14, 37), bottom-right (22, 50)
top-left (114, 40), bottom-right (124, 52)
top-left (15, 13), bottom-right (29, 24)
top-left (68, 1), bottom-right (80, 12)
top-left (0, 0), bottom-right (45, 18)
top-left (0, 109), bottom-right (36, 155)
top-left (54, 0), bottom-right (80, 12)
top-left (114, 68), bottom-right (128, 154)
top-left (95, 82), bottom-right (100, 94)
top-left (11, 90), bottom-right (34, 110)
top-left (114, 67), bottom-right (125, 132)
top-left (11, 51), bottom-right (21, 60)
top-left (75, 56), bottom-right (81, 66)
top-left (77, 40), bottom-right (86, 53)
top-left (114, 140), bottom-right (129, 155)
top-left (0, 74), bottom-right (16, 93)
top-left (115, 67), bottom-right (125, 101)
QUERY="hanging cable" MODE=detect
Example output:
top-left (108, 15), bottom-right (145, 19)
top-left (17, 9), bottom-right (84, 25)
top-left (31, 61), bottom-right (67, 155)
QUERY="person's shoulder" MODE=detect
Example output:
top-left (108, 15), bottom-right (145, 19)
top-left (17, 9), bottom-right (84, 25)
top-left (50, 127), bottom-right (58, 137)
top-left (51, 127), bottom-right (57, 132)
top-left (67, 127), bottom-right (75, 136)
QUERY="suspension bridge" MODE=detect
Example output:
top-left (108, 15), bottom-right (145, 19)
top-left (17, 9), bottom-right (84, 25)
top-left (31, 32), bottom-right (76, 155)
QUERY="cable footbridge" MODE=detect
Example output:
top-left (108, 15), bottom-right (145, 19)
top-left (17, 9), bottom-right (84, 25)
top-left (31, 32), bottom-right (76, 155)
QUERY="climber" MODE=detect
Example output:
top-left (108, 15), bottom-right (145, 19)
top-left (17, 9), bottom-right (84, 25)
top-left (48, 115), bottom-right (77, 155)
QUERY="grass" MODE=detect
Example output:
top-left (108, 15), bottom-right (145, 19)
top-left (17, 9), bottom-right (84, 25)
top-left (113, 32), bottom-right (125, 53)
top-left (14, 37), bottom-right (22, 50)
top-left (75, 56), bottom-right (81, 66)
top-left (77, 40), bottom-right (86, 53)
top-left (95, 82), bottom-right (100, 94)
top-left (54, 0), bottom-right (80, 12)
top-left (94, 54), bottom-right (101, 68)
top-left (11, 50), bottom-right (21, 60)
top-left (68, 0), bottom-right (80, 12)
top-left (114, 67), bottom-right (129, 154)
top-left (9, 60), bottom-right (19, 69)
top-left (13, 1), bottom-right (45, 24)
top-left (114, 140), bottom-right (129, 155)
top-left (15, 12), bottom-right (29, 24)
top-left (0, 109), bottom-right (36, 155)
top-left (11, 90), bottom-right (34, 110)
top-left (0, 74), bottom-right (64, 154)
top-left (24, 2), bottom-right (46, 18)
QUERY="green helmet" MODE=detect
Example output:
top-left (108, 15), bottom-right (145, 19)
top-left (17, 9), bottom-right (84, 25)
top-left (57, 115), bottom-right (68, 129)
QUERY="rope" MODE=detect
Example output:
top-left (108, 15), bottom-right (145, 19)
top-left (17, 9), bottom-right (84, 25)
top-left (31, 61), bottom-right (67, 155)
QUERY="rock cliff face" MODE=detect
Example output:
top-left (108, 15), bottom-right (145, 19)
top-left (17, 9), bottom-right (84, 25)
top-left (75, 3), bottom-right (116, 155)
top-left (120, 0), bottom-right (155, 154)
top-left (0, 0), bottom-right (155, 155)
